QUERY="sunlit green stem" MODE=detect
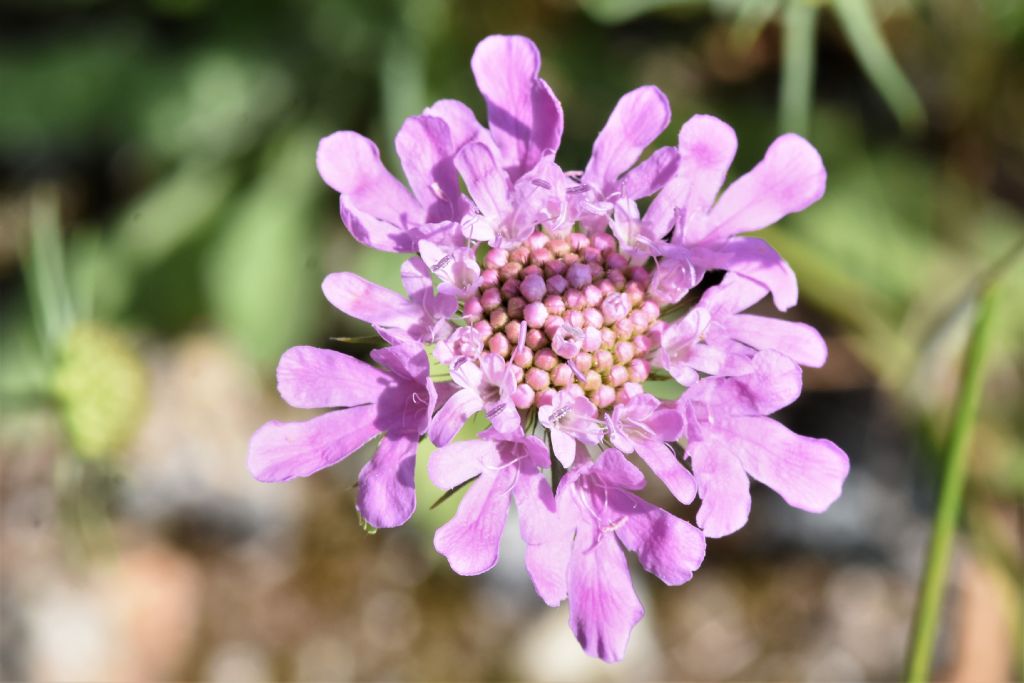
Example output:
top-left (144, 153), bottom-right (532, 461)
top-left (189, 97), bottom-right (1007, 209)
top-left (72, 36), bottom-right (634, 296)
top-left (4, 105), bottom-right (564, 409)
top-left (26, 187), bottom-right (76, 357)
top-left (832, 0), bottom-right (926, 131)
top-left (779, 0), bottom-right (819, 135)
top-left (905, 286), bottom-right (999, 682)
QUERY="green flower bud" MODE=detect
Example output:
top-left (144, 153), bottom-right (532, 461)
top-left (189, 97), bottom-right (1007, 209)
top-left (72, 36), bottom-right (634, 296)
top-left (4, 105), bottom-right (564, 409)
top-left (52, 324), bottom-right (147, 459)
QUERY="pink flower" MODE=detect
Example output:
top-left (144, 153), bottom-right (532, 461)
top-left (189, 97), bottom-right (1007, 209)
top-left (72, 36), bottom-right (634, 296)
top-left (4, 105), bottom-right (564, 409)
top-left (537, 390), bottom-right (605, 468)
top-left (429, 428), bottom-right (554, 576)
top-left (252, 33), bottom-right (850, 664)
top-left (606, 393), bottom-right (696, 504)
top-left (677, 351), bottom-right (850, 538)
top-left (322, 259), bottom-right (456, 345)
top-left (527, 448), bottom-right (705, 662)
top-left (433, 326), bottom-right (483, 366)
top-left (653, 115), bottom-right (827, 311)
top-left (248, 343), bottom-right (435, 528)
top-left (658, 272), bottom-right (828, 385)
top-left (429, 353), bottom-right (520, 446)
top-left (418, 240), bottom-right (482, 299)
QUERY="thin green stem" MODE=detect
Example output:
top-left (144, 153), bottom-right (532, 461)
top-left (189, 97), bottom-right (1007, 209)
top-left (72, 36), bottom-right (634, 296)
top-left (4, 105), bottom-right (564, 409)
top-left (25, 186), bottom-right (76, 357)
top-left (779, 0), bottom-right (819, 135)
top-left (832, 0), bottom-right (926, 131)
top-left (905, 286), bottom-right (1000, 682)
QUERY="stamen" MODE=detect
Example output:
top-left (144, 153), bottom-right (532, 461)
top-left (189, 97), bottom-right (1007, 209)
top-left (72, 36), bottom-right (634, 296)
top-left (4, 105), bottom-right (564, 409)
top-left (430, 253), bottom-right (454, 272)
top-left (429, 181), bottom-right (447, 201)
top-left (567, 359), bottom-right (587, 382)
top-left (549, 405), bottom-right (572, 423)
top-left (601, 516), bottom-right (628, 533)
top-left (497, 464), bottom-right (521, 495)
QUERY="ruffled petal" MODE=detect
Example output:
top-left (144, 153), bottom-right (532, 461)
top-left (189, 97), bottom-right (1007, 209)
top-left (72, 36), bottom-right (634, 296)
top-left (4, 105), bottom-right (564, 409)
top-left (582, 86), bottom-right (672, 196)
top-left (371, 343), bottom-right (430, 385)
top-left (317, 131), bottom-right (424, 226)
top-left (685, 350), bottom-right (802, 418)
top-left (399, 256), bottom-right (434, 304)
top-left (734, 350), bottom-right (804, 415)
top-left (568, 532), bottom-right (644, 663)
top-left (455, 141), bottom-right (512, 221)
top-left (428, 438), bottom-right (491, 490)
top-left (676, 114), bottom-right (738, 218)
top-left (276, 346), bottom-right (393, 409)
top-left (726, 416), bottom-right (849, 513)
top-left (470, 35), bottom-right (563, 180)
top-left (356, 433), bottom-right (418, 528)
top-left (321, 272), bottom-right (424, 332)
top-left (550, 428), bottom-right (579, 470)
top-left (517, 465), bottom-right (572, 606)
top-left (423, 98), bottom-right (494, 152)
top-left (620, 146), bottom-right (680, 200)
top-left (513, 468), bottom-right (559, 544)
top-left (648, 406), bottom-right (684, 440)
top-left (707, 133), bottom-right (826, 240)
top-left (428, 388), bottom-right (483, 446)
top-left (689, 439), bottom-right (751, 538)
top-left (699, 271), bottom-right (769, 315)
top-left (434, 471), bottom-right (513, 575)
top-left (611, 491), bottom-right (705, 585)
top-left (525, 535), bottom-right (571, 607)
top-left (641, 173), bottom-right (688, 241)
top-left (592, 448), bottom-right (645, 490)
top-left (634, 440), bottom-right (697, 505)
top-left (691, 237), bottom-right (799, 311)
top-left (486, 399), bottom-right (521, 434)
top-left (247, 405), bottom-right (381, 482)
top-left (395, 115), bottom-right (465, 222)
top-left (339, 195), bottom-right (418, 253)
top-left (725, 314), bottom-right (828, 368)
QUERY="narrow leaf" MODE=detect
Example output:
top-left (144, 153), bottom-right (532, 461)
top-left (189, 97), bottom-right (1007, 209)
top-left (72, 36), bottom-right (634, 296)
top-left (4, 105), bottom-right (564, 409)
top-left (832, 0), bottom-right (926, 130)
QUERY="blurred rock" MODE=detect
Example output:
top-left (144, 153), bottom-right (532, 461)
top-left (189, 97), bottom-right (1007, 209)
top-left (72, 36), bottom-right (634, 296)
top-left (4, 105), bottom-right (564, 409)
top-left (122, 334), bottom-right (301, 552)
top-left (509, 596), bottom-right (663, 682)
top-left (947, 554), bottom-right (1017, 683)
top-left (664, 572), bottom-right (760, 680)
top-left (203, 640), bottom-right (273, 683)
top-left (23, 541), bottom-right (202, 681)
top-left (293, 633), bottom-right (355, 681)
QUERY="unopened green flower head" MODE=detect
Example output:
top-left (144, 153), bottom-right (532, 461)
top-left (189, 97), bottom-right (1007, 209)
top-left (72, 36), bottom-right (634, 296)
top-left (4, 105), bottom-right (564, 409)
top-left (52, 324), bottom-right (147, 459)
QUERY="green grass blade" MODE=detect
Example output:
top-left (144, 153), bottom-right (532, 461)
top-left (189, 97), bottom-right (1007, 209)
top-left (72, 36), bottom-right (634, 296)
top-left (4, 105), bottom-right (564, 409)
top-left (779, 0), bottom-right (819, 135)
top-left (832, 0), bottom-right (926, 131)
top-left (905, 285), bottom-right (1000, 682)
top-left (25, 187), bottom-right (76, 354)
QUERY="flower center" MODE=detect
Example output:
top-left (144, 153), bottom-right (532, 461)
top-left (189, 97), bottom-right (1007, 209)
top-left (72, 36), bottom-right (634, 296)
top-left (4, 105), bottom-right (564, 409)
top-left (462, 230), bottom-right (662, 411)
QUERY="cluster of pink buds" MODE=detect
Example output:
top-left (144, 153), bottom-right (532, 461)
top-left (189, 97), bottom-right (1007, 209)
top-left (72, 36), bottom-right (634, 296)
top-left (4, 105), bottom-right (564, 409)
top-left (249, 34), bottom-right (850, 663)
top-left (463, 230), bottom-right (657, 410)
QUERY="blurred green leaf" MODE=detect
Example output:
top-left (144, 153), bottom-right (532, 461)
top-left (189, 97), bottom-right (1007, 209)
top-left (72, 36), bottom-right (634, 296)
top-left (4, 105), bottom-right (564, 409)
top-left (112, 164), bottom-right (236, 270)
top-left (727, 0), bottom-right (781, 51)
top-left (906, 284), bottom-right (999, 682)
top-left (25, 189), bottom-right (75, 354)
top-left (832, 0), bottom-right (926, 130)
top-left (0, 304), bottom-right (51, 403)
top-left (203, 127), bottom-right (322, 369)
top-left (0, 27), bottom-right (149, 154)
top-left (140, 51), bottom-right (293, 164)
top-left (779, 0), bottom-right (819, 135)
top-left (577, 0), bottom-right (705, 24)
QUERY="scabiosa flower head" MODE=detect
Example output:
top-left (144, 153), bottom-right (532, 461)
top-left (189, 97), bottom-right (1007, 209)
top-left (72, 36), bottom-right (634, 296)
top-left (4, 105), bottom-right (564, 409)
top-left (249, 33), bottom-right (851, 662)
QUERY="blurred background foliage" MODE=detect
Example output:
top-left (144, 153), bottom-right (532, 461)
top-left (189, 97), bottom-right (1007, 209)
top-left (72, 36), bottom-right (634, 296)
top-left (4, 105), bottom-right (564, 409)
top-left (0, 0), bottom-right (1022, 681)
